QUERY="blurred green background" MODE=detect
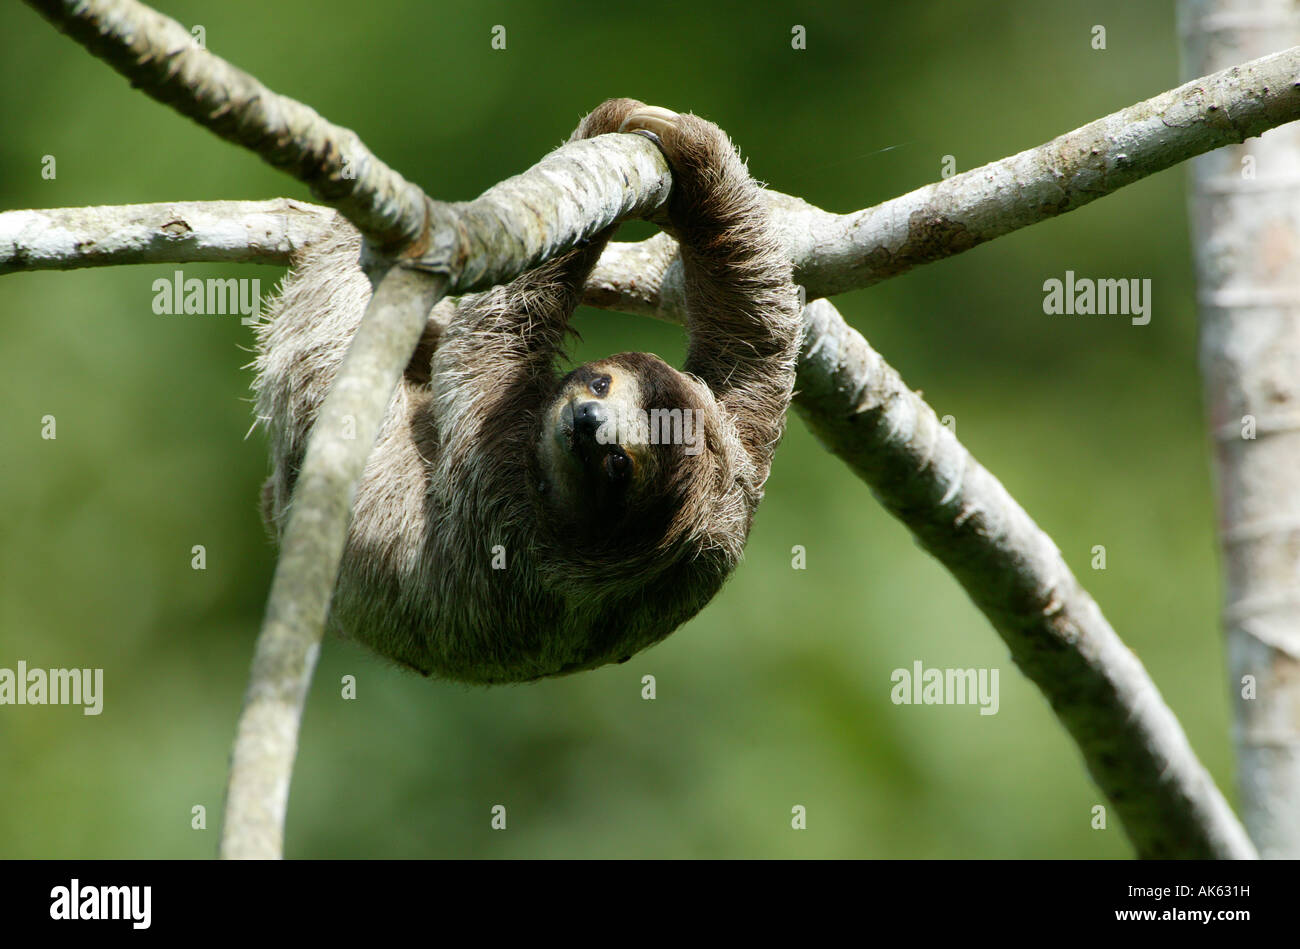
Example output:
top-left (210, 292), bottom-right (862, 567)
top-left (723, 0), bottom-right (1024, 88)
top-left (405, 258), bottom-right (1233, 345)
top-left (0, 1), bottom-right (1236, 857)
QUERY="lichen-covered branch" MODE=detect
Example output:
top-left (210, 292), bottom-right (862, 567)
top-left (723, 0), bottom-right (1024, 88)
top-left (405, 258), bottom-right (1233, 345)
top-left (429, 135), bottom-right (671, 292)
top-left (795, 299), bottom-right (1256, 859)
top-left (8, 43), bottom-right (1300, 296)
top-left (0, 140), bottom-right (674, 287)
top-left (0, 200), bottom-right (329, 275)
top-left (24, 0), bottom-right (428, 254)
top-left (785, 43), bottom-right (1300, 296)
top-left (20, 0), bottom-right (673, 289)
top-left (583, 43), bottom-right (1300, 310)
top-left (220, 264), bottom-right (449, 860)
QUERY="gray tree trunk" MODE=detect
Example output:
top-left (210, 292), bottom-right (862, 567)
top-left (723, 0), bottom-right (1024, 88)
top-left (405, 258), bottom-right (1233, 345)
top-left (1182, 0), bottom-right (1300, 857)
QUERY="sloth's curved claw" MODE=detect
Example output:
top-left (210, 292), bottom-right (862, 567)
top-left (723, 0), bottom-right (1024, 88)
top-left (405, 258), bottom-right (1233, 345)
top-left (619, 105), bottom-right (680, 146)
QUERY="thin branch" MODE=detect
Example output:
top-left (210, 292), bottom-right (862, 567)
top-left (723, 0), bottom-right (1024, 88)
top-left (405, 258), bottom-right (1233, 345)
top-left (584, 42), bottom-right (1300, 310)
top-left (220, 264), bottom-right (449, 860)
top-left (20, 0), bottom-right (673, 290)
top-left (24, 0), bottom-right (428, 253)
top-left (0, 200), bottom-right (328, 275)
top-left (7, 42), bottom-right (1300, 295)
top-left (795, 299), bottom-right (1256, 859)
top-left (0, 155), bottom-right (673, 291)
top-left (427, 134), bottom-right (672, 292)
top-left (786, 43), bottom-right (1300, 296)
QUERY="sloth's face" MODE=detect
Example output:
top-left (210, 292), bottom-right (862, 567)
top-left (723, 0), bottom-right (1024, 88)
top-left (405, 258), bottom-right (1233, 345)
top-left (538, 352), bottom-right (711, 549)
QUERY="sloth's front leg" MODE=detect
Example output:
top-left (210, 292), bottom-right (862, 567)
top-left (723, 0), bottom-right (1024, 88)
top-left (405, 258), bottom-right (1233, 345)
top-left (619, 105), bottom-right (802, 486)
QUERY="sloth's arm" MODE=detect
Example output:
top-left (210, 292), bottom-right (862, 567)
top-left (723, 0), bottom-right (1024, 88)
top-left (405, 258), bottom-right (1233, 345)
top-left (431, 232), bottom-right (613, 389)
top-left (625, 109), bottom-right (803, 484)
top-left (427, 100), bottom-right (651, 465)
top-left (431, 99), bottom-right (650, 389)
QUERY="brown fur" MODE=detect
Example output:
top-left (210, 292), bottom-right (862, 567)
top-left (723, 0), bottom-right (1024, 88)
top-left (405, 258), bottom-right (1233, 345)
top-left (253, 99), bottom-right (801, 683)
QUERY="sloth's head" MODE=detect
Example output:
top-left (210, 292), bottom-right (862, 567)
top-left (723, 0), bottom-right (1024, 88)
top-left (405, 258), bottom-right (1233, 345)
top-left (538, 351), bottom-right (717, 553)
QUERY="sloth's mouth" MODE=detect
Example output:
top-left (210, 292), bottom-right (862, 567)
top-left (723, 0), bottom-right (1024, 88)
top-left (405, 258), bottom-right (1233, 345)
top-left (572, 428), bottom-right (626, 466)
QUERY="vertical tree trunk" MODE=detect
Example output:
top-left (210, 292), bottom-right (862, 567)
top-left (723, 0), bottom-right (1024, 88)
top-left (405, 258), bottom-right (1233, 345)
top-left (1181, 0), bottom-right (1300, 857)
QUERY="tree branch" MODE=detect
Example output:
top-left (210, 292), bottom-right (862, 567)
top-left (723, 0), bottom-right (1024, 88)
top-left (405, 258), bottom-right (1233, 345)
top-left (8, 47), bottom-right (1300, 294)
top-left (796, 299), bottom-right (1256, 859)
top-left (786, 43), bottom-right (1300, 296)
top-left (0, 200), bottom-right (326, 275)
top-left (220, 264), bottom-right (449, 859)
top-left (20, 0), bottom-right (674, 290)
top-left (24, 0), bottom-right (428, 253)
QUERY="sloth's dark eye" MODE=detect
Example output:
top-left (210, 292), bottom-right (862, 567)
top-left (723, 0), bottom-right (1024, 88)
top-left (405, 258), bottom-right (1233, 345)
top-left (603, 450), bottom-right (630, 482)
top-left (590, 375), bottom-right (611, 398)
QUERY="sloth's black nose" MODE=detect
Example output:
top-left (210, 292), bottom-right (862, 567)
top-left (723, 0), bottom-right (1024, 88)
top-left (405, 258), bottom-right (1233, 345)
top-left (573, 400), bottom-right (609, 443)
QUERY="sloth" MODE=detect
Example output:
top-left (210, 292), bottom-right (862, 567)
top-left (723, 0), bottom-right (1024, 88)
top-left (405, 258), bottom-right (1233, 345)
top-left (254, 98), bottom-right (801, 684)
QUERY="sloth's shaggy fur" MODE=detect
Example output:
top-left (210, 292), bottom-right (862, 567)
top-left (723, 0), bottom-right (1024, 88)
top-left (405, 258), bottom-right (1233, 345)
top-left (253, 99), bottom-right (801, 683)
